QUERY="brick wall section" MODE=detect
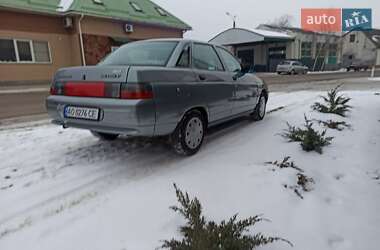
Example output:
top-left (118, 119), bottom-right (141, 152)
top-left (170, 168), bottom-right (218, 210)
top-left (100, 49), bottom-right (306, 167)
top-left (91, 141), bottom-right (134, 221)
top-left (83, 34), bottom-right (113, 65)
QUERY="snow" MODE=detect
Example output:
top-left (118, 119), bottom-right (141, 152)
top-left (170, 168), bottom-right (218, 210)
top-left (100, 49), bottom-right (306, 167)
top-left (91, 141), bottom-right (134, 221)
top-left (0, 90), bottom-right (380, 250)
top-left (251, 28), bottom-right (293, 39)
top-left (307, 68), bottom-right (347, 74)
top-left (368, 77), bottom-right (380, 81)
top-left (57, 0), bottom-right (74, 12)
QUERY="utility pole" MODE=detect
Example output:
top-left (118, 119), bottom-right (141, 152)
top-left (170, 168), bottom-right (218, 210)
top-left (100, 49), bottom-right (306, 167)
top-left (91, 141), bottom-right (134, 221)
top-left (226, 12), bottom-right (237, 28)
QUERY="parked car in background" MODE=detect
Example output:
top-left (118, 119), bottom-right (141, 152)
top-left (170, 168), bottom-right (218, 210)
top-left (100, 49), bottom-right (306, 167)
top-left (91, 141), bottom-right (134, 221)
top-left (346, 62), bottom-right (370, 71)
top-left (46, 39), bottom-right (268, 156)
top-left (276, 60), bottom-right (309, 75)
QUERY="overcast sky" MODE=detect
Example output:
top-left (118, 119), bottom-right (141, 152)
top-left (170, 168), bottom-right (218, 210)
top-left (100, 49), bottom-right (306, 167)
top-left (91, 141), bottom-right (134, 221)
top-left (153, 0), bottom-right (380, 40)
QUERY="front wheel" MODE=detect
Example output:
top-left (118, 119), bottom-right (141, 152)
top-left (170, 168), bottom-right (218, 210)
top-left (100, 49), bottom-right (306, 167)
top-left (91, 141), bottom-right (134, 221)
top-left (251, 94), bottom-right (267, 121)
top-left (171, 110), bottom-right (206, 156)
top-left (91, 131), bottom-right (119, 141)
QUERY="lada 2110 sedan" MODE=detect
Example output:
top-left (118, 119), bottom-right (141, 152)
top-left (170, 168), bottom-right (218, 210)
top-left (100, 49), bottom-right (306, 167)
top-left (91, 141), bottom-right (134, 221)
top-left (46, 39), bottom-right (268, 156)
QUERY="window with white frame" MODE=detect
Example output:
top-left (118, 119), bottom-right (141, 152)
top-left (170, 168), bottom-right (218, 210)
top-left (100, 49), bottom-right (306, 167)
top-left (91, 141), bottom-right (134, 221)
top-left (16, 40), bottom-right (33, 62)
top-left (0, 38), bottom-right (51, 63)
top-left (33, 41), bottom-right (51, 62)
top-left (0, 39), bottom-right (17, 62)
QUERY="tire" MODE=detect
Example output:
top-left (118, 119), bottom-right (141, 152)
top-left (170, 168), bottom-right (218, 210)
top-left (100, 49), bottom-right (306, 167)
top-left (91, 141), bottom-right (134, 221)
top-left (251, 93), bottom-right (267, 121)
top-left (171, 110), bottom-right (206, 156)
top-left (291, 70), bottom-right (296, 75)
top-left (91, 131), bottom-right (119, 141)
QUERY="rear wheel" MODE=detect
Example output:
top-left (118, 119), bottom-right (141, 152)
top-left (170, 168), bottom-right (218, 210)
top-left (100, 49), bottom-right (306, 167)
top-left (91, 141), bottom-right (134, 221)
top-left (91, 131), bottom-right (119, 141)
top-left (251, 94), bottom-right (267, 121)
top-left (171, 110), bottom-right (206, 156)
top-left (291, 69), bottom-right (296, 75)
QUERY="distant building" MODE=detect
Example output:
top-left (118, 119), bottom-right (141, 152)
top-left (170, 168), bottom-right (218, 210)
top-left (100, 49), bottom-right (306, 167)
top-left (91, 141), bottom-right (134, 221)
top-left (342, 29), bottom-right (380, 68)
top-left (209, 28), bottom-right (294, 72)
top-left (257, 24), bottom-right (342, 71)
top-left (0, 0), bottom-right (191, 84)
top-left (210, 25), bottom-right (342, 72)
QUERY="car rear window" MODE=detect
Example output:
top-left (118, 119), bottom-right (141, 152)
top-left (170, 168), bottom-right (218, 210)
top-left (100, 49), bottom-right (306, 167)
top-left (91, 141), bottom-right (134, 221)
top-left (100, 41), bottom-right (178, 67)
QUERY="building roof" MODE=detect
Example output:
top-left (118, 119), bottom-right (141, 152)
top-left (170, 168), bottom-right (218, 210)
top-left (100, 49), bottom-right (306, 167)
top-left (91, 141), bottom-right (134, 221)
top-left (362, 29), bottom-right (380, 48)
top-left (258, 24), bottom-right (341, 37)
top-left (209, 27), bottom-right (293, 46)
top-left (0, 0), bottom-right (191, 30)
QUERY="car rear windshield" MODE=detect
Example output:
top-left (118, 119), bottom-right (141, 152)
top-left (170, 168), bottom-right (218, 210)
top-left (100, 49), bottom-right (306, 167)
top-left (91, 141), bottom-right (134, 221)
top-left (99, 41), bottom-right (178, 67)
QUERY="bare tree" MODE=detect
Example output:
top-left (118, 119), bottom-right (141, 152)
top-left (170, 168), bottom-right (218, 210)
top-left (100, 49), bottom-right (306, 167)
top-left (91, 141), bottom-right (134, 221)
top-left (267, 14), bottom-right (294, 27)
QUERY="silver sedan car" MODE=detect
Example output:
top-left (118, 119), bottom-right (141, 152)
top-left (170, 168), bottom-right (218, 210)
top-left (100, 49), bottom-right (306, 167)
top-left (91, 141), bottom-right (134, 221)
top-left (276, 60), bottom-right (309, 75)
top-left (46, 39), bottom-right (268, 155)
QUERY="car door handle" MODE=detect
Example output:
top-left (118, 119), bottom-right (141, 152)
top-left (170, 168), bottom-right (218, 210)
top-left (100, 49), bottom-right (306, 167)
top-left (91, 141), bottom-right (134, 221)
top-left (198, 74), bottom-right (206, 81)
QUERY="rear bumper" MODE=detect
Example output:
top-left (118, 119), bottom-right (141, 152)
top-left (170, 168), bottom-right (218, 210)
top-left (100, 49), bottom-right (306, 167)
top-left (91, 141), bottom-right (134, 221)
top-left (46, 95), bottom-right (156, 136)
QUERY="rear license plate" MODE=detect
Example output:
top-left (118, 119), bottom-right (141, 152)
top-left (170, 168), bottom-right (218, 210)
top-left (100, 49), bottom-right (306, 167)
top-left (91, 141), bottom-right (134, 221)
top-left (64, 106), bottom-right (100, 121)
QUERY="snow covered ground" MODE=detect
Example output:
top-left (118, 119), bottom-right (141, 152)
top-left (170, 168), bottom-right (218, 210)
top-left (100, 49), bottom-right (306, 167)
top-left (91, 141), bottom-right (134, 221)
top-left (0, 90), bottom-right (379, 250)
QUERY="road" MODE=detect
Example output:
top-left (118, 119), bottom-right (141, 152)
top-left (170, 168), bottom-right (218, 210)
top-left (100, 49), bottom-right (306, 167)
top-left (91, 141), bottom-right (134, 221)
top-left (0, 70), bottom-right (379, 121)
top-left (0, 91), bottom-right (49, 121)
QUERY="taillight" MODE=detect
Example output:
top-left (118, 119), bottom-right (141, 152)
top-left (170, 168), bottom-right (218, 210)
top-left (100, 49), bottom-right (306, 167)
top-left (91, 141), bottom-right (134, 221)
top-left (120, 83), bottom-right (153, 99)
top-left (50, 82), bottom-right (64, 95)
top-left (50, 86), bottom-right (56, 95)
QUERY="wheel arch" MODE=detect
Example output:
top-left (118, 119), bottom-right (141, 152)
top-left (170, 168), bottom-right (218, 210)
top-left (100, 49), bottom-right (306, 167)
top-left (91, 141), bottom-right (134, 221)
top-left (180, 106), bottom-right (209, 128)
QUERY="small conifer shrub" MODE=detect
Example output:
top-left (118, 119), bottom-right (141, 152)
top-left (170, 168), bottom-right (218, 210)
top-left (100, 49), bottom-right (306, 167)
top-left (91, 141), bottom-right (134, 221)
top-left (282, 116), bottom-right (333, 154)
top-left (162, 184), bottom-right (292, 250)
top-left (312, 85), bottom-right (352, 117)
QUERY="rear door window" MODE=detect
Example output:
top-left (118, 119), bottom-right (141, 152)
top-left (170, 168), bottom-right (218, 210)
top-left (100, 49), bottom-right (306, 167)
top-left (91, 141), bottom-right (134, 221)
top-left (192, 43), bottom-right (224, 71)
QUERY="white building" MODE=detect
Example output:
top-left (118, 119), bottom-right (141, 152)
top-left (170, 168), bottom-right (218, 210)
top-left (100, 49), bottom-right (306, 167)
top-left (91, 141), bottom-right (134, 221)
top-left (342, 29), bottom-right (380, 68)
top-left (210, 24), bottom-right (342, 72)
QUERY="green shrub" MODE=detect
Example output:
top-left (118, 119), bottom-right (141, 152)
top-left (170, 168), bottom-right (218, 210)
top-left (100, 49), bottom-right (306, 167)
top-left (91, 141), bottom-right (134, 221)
top-left (162, 184), bottom-right (292, 250)
top-left (282, 116), bottom-right (333, 154)
top-left (312, 85), bottom-right (352, 117)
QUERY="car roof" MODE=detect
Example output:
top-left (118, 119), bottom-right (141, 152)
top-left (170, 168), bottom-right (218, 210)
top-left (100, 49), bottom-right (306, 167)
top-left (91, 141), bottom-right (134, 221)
top-left (133, 38), bottom-right (221, 47)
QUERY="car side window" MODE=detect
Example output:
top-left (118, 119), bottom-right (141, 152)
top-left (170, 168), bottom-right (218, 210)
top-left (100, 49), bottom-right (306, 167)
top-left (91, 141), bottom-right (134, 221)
top-left (192, 43), bottom-right (224, 71)
top-left (216, 47), bottom-right (241, 72)
top-left (176, 44), bottom-right (190, 68)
